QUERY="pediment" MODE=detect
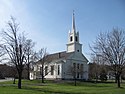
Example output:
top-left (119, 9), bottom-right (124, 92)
top-left (67, 52), bottom-right (88, 63)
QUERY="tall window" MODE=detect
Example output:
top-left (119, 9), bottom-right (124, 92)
top-left (51, 65), bottom-right (54, 75)
top-left (75, 36), bottom-right (78, 42)
top-left (73, 63), bottom-right (76, 78)
top-left (77, 64), bottom-right (80, 78)
top-left (77, 64), bottom-right (79, 69)
top-left (80, 64), bottom-right (83, 71)
top-left (40, 67), bottom-right (42, 75)
top-left (45, 66), bottom-right (48, 75)
top-left (73, 63), bottom-right (76, 69)
top-left (70, 36), bottom-right (73, 41)
top-left (80, 64), bottom-right (83, 78)
top-left (77, 72), bottom-right (79, 78)
top-left (57, 65), bottom-right (60, 75)
top-left (37, 65), bottom-right (40, 71)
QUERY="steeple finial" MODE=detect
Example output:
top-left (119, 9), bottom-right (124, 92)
top-left (72, 10), bottom-right (76, 32)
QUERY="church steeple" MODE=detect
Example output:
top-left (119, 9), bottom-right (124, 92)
top-left (72, 11), bottom-right (76, 33)
top-left (66, 12), bottom-right (82, 53)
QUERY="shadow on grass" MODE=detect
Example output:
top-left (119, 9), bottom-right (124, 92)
top-left (1, 80), bottom-right (125, 94)
top-left (22, 85), bottom-right (89, 94)
top-left (60, 81), bottom-right (112, 88)
top-left (23, 86), bottom-right (66, 94)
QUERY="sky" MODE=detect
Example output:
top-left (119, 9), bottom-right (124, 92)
top-left (0, 0), bottom-right (125, 61)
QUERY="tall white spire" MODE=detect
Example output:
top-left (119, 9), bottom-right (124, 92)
top-left (67, 11), bottom-right (82, 53)
top-left (72, 10), bottom-right (76, 33)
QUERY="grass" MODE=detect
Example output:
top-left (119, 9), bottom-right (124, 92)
top-left (0, 80), bottom-right (125, 94)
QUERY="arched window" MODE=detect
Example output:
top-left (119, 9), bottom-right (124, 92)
top-left (70, 36), bottom-right (73, 41)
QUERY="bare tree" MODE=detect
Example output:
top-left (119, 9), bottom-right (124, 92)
top-left (91, 29), bottom-right (125, 88)
top-left (25, 39), bottom-right (35, 80)
top-left (2, 17), bottom-right (27, 89)
top-left (7, 60), bottom-right (17, 84)
top-left (0, 44), bottom-right (6, 62)
top-left (36, 48), bottom-right (49, 83)
top-left (69, 63), bottom-right (77, 86)
top-left (89, 62), bottom-right (100, 82)
top-left (68, 63), bottom-right (84, 86)
top-left (89, 54), bottom-right (104, 83)
top-left (10, 65), bottom-right (17, 84)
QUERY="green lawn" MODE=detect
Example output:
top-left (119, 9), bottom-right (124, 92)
top-left (0, 80), bottom-right (125, 94)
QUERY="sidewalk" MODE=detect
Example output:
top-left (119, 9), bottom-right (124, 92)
top-left (0, 79), bottom-right (13, 82)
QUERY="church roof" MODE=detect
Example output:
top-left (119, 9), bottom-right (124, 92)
top-left (37, 51), bottom-right (73, 64)
top-left (36, 50), bottom-right (89, 64)
top-left (47, 51), bottom-right (71, 60)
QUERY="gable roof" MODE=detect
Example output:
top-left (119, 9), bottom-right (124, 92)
top-left (82, 53), bottom-right (89, 62)
top-left (46, 51), bottom-right (72, 60)
top-left (37, 51), bottom-right (73, 64)
top-left (37, 51), bottom-right (88, 64)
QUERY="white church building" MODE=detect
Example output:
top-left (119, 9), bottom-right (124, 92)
top-left (30, 13), bottom-right (89, 80)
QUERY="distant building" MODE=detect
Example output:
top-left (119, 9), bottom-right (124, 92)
top-left (30, 12), bottom-right (89, 80)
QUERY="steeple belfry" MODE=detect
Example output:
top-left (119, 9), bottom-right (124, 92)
top-left (72, 11), bottom-right (76, 33)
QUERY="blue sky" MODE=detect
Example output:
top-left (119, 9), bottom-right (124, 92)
top-left (0, 0), bottom-right (125, 60)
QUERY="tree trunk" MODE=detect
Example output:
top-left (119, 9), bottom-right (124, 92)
top-left (27, 65), bottom-right (30, 80)
top-left (115, 73), bottom-right (117, 83)
top-left (42, 74), bottom-right (44, 83)
top-left (74, 78), bottom-right (76, 86)
top-left (74, 73), bottom-right (76, 86)
top-left (18, 72), bottom-right (22, 89)
top-left (27, 55), bottom-right (30, 80)
top-left (95, 73), bottom-right (98, 83)
top-left (41, 65), bottom-right (44, 83)
top-left (117, 74), bottom-right (120, 88)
